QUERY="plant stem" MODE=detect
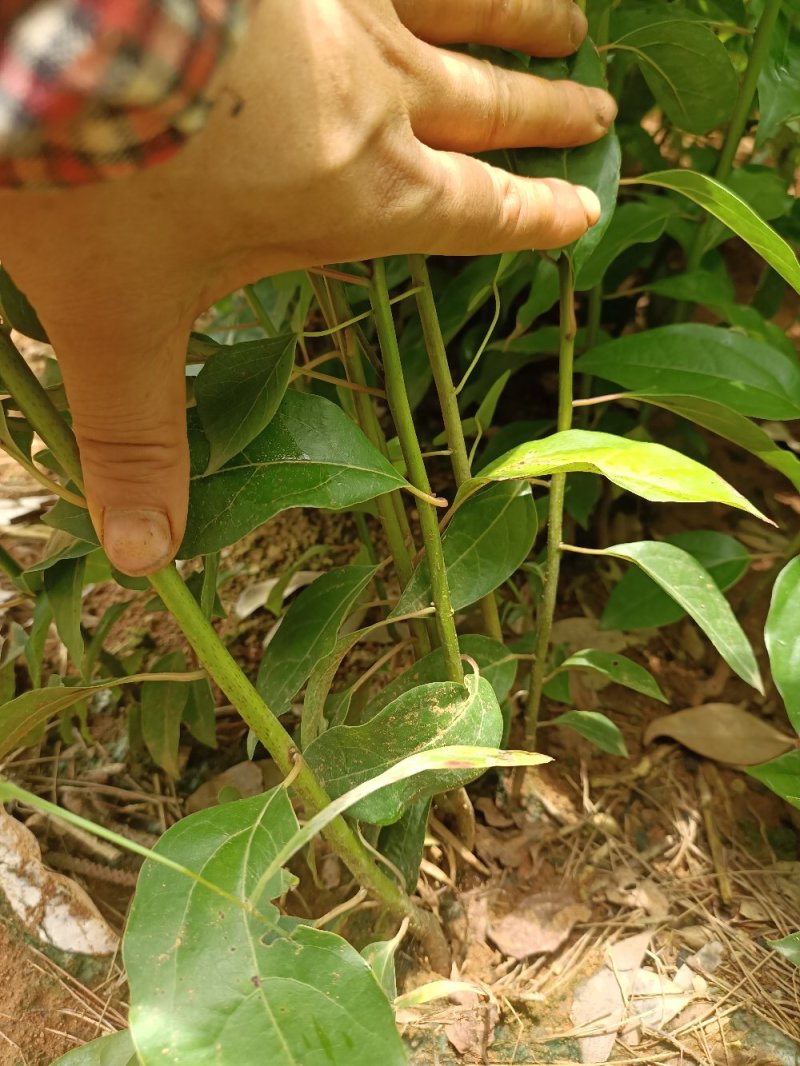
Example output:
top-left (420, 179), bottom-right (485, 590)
top-left (408, 255), bottom-right (504, 644)
top-left (526, 256), bottom-right (576, 741)
top-left (680, 0), bottom-right (782, 285)
top-left (371, 260), bottom-right (464, 684)
top-left (0, 328), bottom-right (448, 968)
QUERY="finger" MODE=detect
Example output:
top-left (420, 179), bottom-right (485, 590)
top-left (394, 0), bottom-right (588, 56)
top-left (407, 147), bottom-right (602, 254)
top-left (45, 317), bottom-right (191, 576)
top-left (411, 48), bottom-right (616, 152)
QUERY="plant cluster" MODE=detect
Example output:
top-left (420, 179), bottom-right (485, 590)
top-left (0, 0), bottom-right (799, 1062)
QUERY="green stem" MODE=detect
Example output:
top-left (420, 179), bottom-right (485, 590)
top-left (408, 255), bottom-right (504, 644)
top-left (371, 260), bottom-right (463, 684)
top-left (526, 256), bottom-right (576, 741)
top-left (681, 0), bottom-right (782, 282)
top-left (0, 329), bottom-right (447, 967)
top-left (244, 286), bottom-right (278, 338)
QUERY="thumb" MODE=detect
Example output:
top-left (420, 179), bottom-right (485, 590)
top-left (48, 319), bottom-right (191, 577)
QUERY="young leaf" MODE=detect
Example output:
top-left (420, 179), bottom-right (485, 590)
top-left (195, 335), bottom-right (297, 474)
top-left (551, 710), bottom-right (628, 757)
top-left (765, 558), bottom-right (800, 734)
top-left (124, 789), bottom-right (407, 1065)
top-left (613, 21), bottom-right (738, 133)
top-left (602, 531), bottom-right (750, 631)
top-left (366, 634), bottom-right (517, 720)
top-left (257, 564), bottom-right (376, 715)
top-left (183, 390), bottom-right (407, 556)
top-left (633, 171), bottom-right (800, 294)
top-left (644, 703), bottom-right (794, 765)
top-left (465, 429), bottom-right (764, 517)
top-left (746, 751), bottom-right (800, 810)
top-left (767, 932), bottom-right (800, 968)
top-left (555, 649), bottom-right (668, 704)
top-left (597, 541), bottom-right (763, 692)
top-left (141, 651), bottom-right (190, 777)
top-left (361, 923), bottom-right (407, 1001)
top-left (576, 325), bottom-right (800, 420)
top-left (304, 674), bottom-right (504, 824)
top-left (52, 1030), bottom-right (136, 1066)
top-left (393, 482), bottom-right (537, 615)
top-left (623, 393), bottom-right (800, 492)
top-left (43, 556), bottom-right (86, 669)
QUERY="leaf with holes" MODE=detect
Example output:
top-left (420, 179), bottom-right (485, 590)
top-left (304, 674), bottom-right (503, 825)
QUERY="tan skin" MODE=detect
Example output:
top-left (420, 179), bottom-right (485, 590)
top-left (0, 0), bottom-right (615, 575)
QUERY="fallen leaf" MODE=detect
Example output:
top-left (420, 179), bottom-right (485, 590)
top-left (686, 940), bottom-right (725, 974)
top-left (571, 932), bottom-right (650, 1064)
top-left (186, 760), bottom-right (267, 813)
top-left (488, 891), bottom-right (591, 960)
top-left (474, 824), bottom-right (536, 869)
top-left (474, 797), bottom-right (515, 829)
top-left (605, 869), bottom-right (670, 918)
top-left (643, 703), bottom-right (795, 765)
top-left (0, 809), bottom-right (118, 956)
top-left (628, 968), bottom-right (693, 1034)
top-left (445, 990), bottom-right (498, 1059)
top-left (550, 617), bottom-right (640, 654)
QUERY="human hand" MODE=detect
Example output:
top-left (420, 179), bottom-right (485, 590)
top-left (0, 0), bottom-right (615, 575)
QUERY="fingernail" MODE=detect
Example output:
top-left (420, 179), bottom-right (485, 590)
top-left (103, 507), bottom-right (174, 576)
top-left (576, 186), bottom-right (602, 225)
top-left (591, 89), bottom-right (618, 129)
top-left (570, 3), bottom-right (588, 48)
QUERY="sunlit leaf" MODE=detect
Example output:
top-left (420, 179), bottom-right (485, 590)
top-left (52, 1029), bottom-right (136, 1066)
top-left (644, 703), bottom-right (793, 764)
top-left (552, 710), bottom-right (628, 756)
top-left (765, 557), bottom-right (800, 733)
top-left (555, 649), bottom-right (668, 704)
top-left (746, 751), bottom-right (800, 810)
top-left (766, 932), bottom-right (800, 967)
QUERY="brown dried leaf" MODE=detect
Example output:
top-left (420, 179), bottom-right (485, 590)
top-left (643, 703), bottom-right (795, 765)
top-left (488, 891), bottom-right (591, 960)
top-left (185, 760), bottom-right (265, 813)
top-left (474, 797), bottom-right (515, 829)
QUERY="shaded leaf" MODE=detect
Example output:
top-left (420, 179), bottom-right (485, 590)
top-left (361, 923), bottom-right (407, 1001)
top-left (304, 674), bottom-right (503, 824)
top-left (746, 751), bottom-right (800, 810)
top-left (0, 266), bottom-right (48, 342)
top-left (124, 789), bottom-right (406, 1065)
top-left (598, 541), bottom-right (762, 691)
top-left (52, 1029), bottom-right (136, 1066)
top-left (577, 200), bottom-right (676, 290)
top-left (757, 11), bottom-right (800, 146)
top-left (465, 429), bottom-right (763, 517)
top-left (195, 335), bottom-right (296, 474)
top-left (614, 20), bottom-right (737, 133)
top-left (366, 635), bottom-right (517, 721)
top-left (576, 325), bottom-right (800, 420)
top-left (43, 557), bottom-right (86, 669)
top-left (183, 390), bottom-right (406, 556)
top-left (257, 564), bottom-right (376, 715)
top-left (602, 531), bottom-right (750, 631)
top-left (552, 710), bottom-right (628, 756)
top-left (394, 482), bottom-right (537, 615)
top-left (634, 171), bottom-right (800, 294)
top-left (644, 703), bottom-right (794, 764)
top-left (141, 652), bottom-right (190, 777)
top-left (556, 649), bottom-right (668, 703)
top-left (379, 800), bottom-right (430, 894)
top-left (765, 557), bottom-right (800, 733)
top-left (183, 678), bottom-right (218, 749)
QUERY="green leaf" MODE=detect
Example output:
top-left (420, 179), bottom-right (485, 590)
top-left (601, 530), bottom-right (750, 632)
top-left (765, 558), bottom-right (800, 734)
top-left (576, 200), bottom-right (676, 290)
top-left (465, 429), bottom-right (763, 517)
top-left (514, 41), bottom-right (621, 273)
top-left (361, 924), bottom-right (406, 1001)
top-left (556, 649), bottom-right (668, 703)
top-left (183, 678), bottom-right (218, 749)
top-left (597, 540), bottom-right (762, 692)
top-left (746, 751), bottom-right (800, 810)
top-left (0, 266), bottom-right (48, 342)
top-left (124, 789), bottom-right (406, 1065)
top-left (614, 20), bottom-right (738, 133)
top-left (52, 1029), bottom-right (136, 1066)
top-left (42, 499), bottom-right (99, 546)
top-left (576, 325), bottom-right (800, 420)
top-left (757, 12), bottom-right (800, 146)
top-left (24, 594), bottom-right (52, 689)
top-left (257, 564), bottom-right (376, 715)
top-left (394, 483), bottom-right (537, 615)
top-left (633, 171), bottom-right (800, 294)
top-left (552, 710), bottom-right (628, 756)
top-left (304, 673), bottom-right (503, 824)
top-left (622, 393), bottom-right (800, 492)
top-left (43, 556), bottom-right (86, 669)
top-left (366, 635), bottom-right (517, 721)
top-left (195, 335), bottom-right (297, 474)
top-left (766, 932), bottom-right (800, 968)
top-left (645, 270), bottom-right (735, 308)
top-left (141, 652), bottom-right (190, 777)
top-left (378, 800), bottom-right (430, 893)
top-left (183, 390), bottom-right (406, 556)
